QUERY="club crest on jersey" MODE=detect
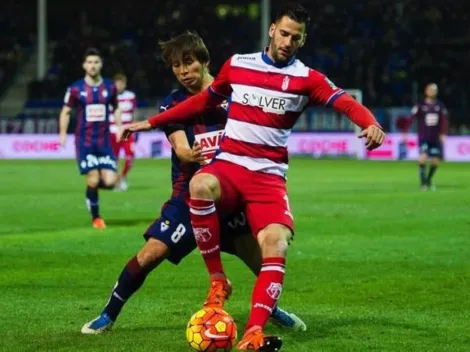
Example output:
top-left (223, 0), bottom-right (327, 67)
top-left (102, 90), bottom-right (108, 98)
top-left (282, 76), bottom-right (290, 91)
top-left (266, 282), bottom-right (283, 300)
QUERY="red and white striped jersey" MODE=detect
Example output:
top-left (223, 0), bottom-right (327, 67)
top-left (109, 90), bottom-right (137, 133)
top-left (209, 51), bottom-right (346, 178)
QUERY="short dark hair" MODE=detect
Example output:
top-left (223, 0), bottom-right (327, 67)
top-left (159, 31), bottom-right (210, 66)
top-left (113, 72), bottom-right (127, 82)
top-left (274, 3), bottom-right (310, 29)
top-left (83, 47), bottom-right (101, 61)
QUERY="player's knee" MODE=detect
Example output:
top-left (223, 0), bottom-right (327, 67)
top-left (189, 174), bottom-right (220, 199)
top-left (137, 239), bottom-right (169, 268)
top-left (258, 224), bottom-right (292, 258)
top-left (86, 174), bottom-right (100, 188)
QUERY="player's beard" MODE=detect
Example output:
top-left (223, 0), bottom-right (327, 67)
top-left (270, 42), bottom-right (295, 64)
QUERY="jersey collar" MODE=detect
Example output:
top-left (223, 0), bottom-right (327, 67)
top-left (261, 47), bottom-right (296, 68)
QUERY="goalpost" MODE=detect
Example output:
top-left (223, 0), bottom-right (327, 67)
top-left (344, 89), bottom-right (365, 159)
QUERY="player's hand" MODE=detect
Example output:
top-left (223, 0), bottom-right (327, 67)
top-left (358, 125), bottom-right (385, 150)
top-left (440, 134), bottom-right (446, 144)
top-left (121, 120), bottom-right (152, 141)
top-left (191, 142), bottom-right (207, 165)
top-left (59, 133), bottom-right (67, 147)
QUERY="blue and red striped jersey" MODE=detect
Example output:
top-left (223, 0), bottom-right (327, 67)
top-left (159, 88), bottom-right (227, 202)
top-left (64, 78), bottom-right (118, 148)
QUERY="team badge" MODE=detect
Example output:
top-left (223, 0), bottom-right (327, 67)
top-left (282, 76), bottom-right (290, 91)
top-left (194, 228), bottom-right (212, 242)
top-left (266, 282), bottom-right (283, 300)
top-left (102, 90), bottom-right (108, 98)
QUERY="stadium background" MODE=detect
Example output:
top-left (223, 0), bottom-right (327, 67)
top-left (1, 0), bottom-right (469, 160)
top-left (1, 1), bottom-right (469, 352)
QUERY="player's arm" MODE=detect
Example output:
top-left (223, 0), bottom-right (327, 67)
top-left (59, 87), bottom-right (77, 146)
top-left (168, 131), bottom-right (205, 164)
top-left (440, 105), bottom-right (448, 144)
top-left (308, 71), bottom-right (384, 150)
top-left (121, 58), bottom-right (232, 140)
top-left (59, 106), bottom-right (72, 146)
top-left (111, 86), bottom-right (122, 137)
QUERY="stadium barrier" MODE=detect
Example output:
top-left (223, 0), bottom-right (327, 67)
top-left (1, 133), bottom-right (470, 161)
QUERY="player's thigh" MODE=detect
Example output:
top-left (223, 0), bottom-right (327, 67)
top-left (100, 169), bottom-right (118, 186)
top-left (136, 238), bottom-right (169, 269)
top-left (418, 141), bottom-right (429, 162)
top-left (143, 202), bottom-right (197, 265)
top-left (191, 161), bottom-right (240, 213)
top-left (428, 143), bottom-right (442, 162)
top-left (243, 173), bottom-right (294, 236)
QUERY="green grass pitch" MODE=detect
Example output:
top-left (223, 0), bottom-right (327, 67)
top-left (0, 158), bottom-right (469, 351)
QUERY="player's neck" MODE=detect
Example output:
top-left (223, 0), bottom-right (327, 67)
top-left (187, 74), bottom-right (213, 95)
top-left (85, 75), bottom-right (103, 86)
top-left (425, 97), bottom-right (436, 104)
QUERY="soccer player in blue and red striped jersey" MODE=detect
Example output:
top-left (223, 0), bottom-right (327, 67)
top-left (410, 83), bottom-right (448, 190)
top-left (59, 48), bottom-right (122, 228)
top-left (81, 31), bottom-right (305, 335)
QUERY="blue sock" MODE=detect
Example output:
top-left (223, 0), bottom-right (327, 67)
top-left (428, 165), bottom-right (438, 185)
top-left (419, 164), bottom-right (426, 185)
top-left (103, 256), bottom-right (150, 321)
top-left (86, 186), bottom-right (99, 219)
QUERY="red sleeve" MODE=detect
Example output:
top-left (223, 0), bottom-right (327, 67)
top-left (307, 70), bottom-right (380, 129)
top-left (331, 94), bottom-right (381, 129)
top-left (148, 89), bottom-right (224, 129)
top-left (63, 86), bottom-right (78, 108)
top-left (307, 70), bottom-right (346, 107)
top-left (208, 57), bottom-right (232, 98)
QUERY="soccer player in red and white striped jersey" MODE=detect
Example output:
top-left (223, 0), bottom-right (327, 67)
top-left (110, 73), bottom-right (137, 191)
top-left (122, 4), bottom-right (385, 350)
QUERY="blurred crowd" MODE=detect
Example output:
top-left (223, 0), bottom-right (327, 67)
top-left (2, 0), bottom-right (470, 129)
top-left (0, 1), bottom-right (35, 98)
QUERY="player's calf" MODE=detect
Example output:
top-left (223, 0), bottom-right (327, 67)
top-left (82, 239), bottom-right (169, 334)
top-left (242, 225), bottom-right (291, 342)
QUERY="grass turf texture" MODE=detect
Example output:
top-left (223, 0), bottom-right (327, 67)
top-left (0, 159), bottom-right (469, 352)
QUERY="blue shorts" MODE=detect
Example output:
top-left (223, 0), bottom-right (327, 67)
top-left (76, 144), bottom-right (117, 175)
top-left (144, 200), bottom-right (250, 265)
top-left (419, 140), bottom-right (442, 158)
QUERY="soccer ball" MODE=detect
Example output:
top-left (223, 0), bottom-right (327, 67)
top-left (186, 307), bottom-right (237, 351)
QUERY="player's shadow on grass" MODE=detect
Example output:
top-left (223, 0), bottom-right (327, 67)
top-left (272, 315), bottom-right (439, 343)
top-left (105, 218), bottom-right (156, 227)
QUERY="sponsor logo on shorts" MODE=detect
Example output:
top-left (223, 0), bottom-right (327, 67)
top-left (194, 227), bottom-right (212, 242)
top-left (266, 282), bottom-right (283, 300)
top-left (80, 154), bottom-right (116, 170)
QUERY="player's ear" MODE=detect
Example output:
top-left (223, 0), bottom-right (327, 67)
top-left (82, 62), bottom-right (86, 71)
top-left (300, 33), bottom-right (307, 48)
top-left (269, 23), bottom-right (276, 39)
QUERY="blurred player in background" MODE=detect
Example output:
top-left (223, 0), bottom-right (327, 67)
top-left (59, 48), bottom-right (121, 229)
top-left (109, 73), bottom-right (137, 191)
top-left (410, 83), bottom-right (448, 190)
top-left (81, 31), bottom-right (305, 335)
top-left (122, 4), bottom-right (384, 350)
